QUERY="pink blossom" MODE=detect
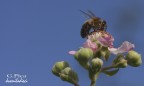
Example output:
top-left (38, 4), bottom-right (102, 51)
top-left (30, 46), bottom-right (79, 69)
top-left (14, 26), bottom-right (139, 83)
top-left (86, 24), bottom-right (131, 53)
top-left (83, 39), bottom-right (97, 52)
top-left (88, 31), bottom-right (114, 47)
top-left (108, 41), bottom-right (135, 54)
top-left (68, 51), bottom-right (76, 55)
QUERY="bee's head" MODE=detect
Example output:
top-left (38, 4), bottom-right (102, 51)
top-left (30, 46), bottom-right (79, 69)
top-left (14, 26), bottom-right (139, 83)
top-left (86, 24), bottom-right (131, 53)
top-left (100, 20), bottom-right (107, 31)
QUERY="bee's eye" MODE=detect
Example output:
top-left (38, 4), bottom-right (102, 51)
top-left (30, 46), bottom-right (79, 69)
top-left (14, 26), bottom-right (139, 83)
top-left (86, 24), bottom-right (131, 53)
top-left (103, 21), bottom-right (106, 24)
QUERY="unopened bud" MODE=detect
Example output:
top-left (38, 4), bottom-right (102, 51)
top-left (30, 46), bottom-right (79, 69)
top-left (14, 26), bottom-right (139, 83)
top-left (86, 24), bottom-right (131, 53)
top-left (74, 48), bottom-right (93, 62)
top-left (52, 61), bottom-right (69, 77)
top-left (60, 67), bottom-right (79, 85)
top-left (126, 50), bottom-right (142, 67)
top-left (91, 58), bottom-right (103, 73)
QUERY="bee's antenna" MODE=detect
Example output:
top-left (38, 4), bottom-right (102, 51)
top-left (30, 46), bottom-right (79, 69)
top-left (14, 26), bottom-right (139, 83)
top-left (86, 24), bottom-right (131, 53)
top-left (87, 10), bottom-right (96, 17)
top-left (79, 10), bottom-right (93, 18)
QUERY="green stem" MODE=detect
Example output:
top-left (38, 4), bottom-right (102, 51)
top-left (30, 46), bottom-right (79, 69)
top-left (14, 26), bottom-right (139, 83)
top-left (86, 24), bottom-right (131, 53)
top-left (90, 80), bottom-right (96, 86)
top-left (89, 71), bottom-right (99, 86)
top-left (74, 83), bottom-right (80, 86)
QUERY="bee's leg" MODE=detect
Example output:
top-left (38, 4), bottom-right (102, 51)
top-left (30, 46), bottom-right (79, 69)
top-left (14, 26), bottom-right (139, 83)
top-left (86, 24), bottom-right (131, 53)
top-left (104, 27), bottom-right (107, 31)
top-left (94, 28), bottom-right (96, 31)
top-left (93, 27), bottom-right (98, 32)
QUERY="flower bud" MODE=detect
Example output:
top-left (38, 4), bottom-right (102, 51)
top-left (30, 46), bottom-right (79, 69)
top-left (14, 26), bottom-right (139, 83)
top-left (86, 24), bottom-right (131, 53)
top-left (126, 50), bottom-right (142, 67)
top-left (113, 54), bottom-right (127, 68)
top-left (52, 61), bottom-right (69, 77)
top-left (74, 48), bottom-right (93, 62)
top-left (59, 67), bottom-right (79, 85)
top-left (91, 58), bottom-right (103, 73)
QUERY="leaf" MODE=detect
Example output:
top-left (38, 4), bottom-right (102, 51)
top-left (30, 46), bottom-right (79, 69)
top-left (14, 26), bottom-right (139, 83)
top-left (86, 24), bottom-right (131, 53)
top-left (102, 68), bottom-right (119, 76)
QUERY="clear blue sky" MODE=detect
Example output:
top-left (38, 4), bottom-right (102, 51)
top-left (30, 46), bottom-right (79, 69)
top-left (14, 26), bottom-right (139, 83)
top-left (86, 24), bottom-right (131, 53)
top-left (0, 0), bottom-right (144, 86)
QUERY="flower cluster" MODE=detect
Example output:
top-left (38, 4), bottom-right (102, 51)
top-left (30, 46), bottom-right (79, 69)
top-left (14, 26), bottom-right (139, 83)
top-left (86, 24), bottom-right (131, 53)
top-left (52, 28), bottom-right (142, 86)
top-left (67, 31), bottom-right (142, 86)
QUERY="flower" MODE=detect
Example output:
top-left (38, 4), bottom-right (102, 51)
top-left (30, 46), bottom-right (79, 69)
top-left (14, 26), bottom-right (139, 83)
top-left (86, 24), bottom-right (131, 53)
top-left (88, 31), bottom-right (114, 47)
top-left (108, 41), bottom-right (135, 55)
top-left (83, 39), bottom-right (97, 52)
top-left (69, 31), bottom-right (114, 56)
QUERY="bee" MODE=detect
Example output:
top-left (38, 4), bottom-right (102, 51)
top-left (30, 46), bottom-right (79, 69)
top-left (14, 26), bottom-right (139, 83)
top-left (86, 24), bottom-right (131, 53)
top-left (80, 10), bottom-right (107, 38)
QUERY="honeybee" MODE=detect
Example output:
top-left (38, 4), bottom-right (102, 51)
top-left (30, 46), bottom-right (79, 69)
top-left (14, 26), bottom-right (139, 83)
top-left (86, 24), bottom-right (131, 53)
top-left (80, 10), bottom-right (107, 38)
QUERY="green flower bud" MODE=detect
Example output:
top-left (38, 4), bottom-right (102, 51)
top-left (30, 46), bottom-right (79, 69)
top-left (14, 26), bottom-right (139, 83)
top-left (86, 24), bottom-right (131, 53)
top-left (52, 61), bottom-right (69, 77)
top-left (100, 47), bottom-right (110, 61)
top-left (113, 54), bottom-right (127, 68)
top-left (91, 58), bottom-right (103, 73)
top-left (60, 67), bottom-right (79, 85)
top-left (74, 48), bottom-right (93, 69)
top-left (126, 50), bottom-right (142, 67)
top-left (74, 48), bottom-right (93, 62)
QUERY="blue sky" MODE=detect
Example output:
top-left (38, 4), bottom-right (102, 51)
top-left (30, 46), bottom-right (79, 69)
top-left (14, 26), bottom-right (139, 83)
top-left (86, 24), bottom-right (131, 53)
top-left (0, 0), bottom-right (144, 86)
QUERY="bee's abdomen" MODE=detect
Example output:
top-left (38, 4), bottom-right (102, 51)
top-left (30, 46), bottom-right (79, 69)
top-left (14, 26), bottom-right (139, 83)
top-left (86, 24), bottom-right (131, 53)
top-left (81, 22), bottom-right (91, 38)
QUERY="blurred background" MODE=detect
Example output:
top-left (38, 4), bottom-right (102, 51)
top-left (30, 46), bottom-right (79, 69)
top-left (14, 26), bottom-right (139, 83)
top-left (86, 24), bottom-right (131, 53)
top-left (0, 0), bottom-right (144, 86)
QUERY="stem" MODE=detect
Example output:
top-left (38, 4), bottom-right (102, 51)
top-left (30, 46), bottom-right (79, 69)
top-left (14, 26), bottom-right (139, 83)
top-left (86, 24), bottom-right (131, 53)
top-left (89, 71), bottom-right (99, 86)
top-left (74, 83), bottom-right (80, 86)
top-left (90, 80), bottom-right (96, 86)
